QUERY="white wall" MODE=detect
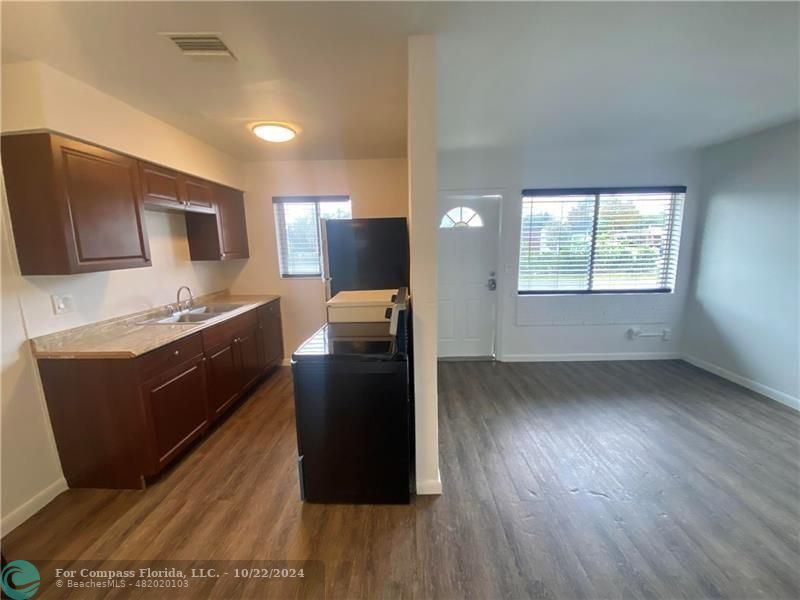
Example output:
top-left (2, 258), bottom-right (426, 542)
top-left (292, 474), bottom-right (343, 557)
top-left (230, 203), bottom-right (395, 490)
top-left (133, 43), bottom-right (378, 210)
top-left (1, 61), bottom-right (246, 532)
top-left (15, 212), bottom-right (247, 339)
top-left (230, 158), bottom-right (408, 356)
top-left (408, 36), bottom-right (441, 494)
top-left (1, 186), bottom-right (63, 535)
top-left (439, 147), bottom-right (699, 361)
top-left (682, 121), bottom-right (800, 409)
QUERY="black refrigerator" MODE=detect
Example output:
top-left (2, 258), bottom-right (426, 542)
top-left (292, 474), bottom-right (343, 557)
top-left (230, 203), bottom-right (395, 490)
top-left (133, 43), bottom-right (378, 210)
top-left (291, 219), bottom-right (414, 504)
top-left (321, 217), bottom-right (410, 298)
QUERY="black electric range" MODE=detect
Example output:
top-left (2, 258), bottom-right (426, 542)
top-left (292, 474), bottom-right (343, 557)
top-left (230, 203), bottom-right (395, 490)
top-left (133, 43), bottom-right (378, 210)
top-left (292, 322), bottom-right (397, 360)
top-left (290, 311), bottom-right (414, 504)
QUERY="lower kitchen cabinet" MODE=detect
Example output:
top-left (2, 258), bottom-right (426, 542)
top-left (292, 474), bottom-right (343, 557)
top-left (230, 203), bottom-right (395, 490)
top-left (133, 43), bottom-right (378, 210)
top-left (258, 300), bottom-right (284, 369)
top-left (36, 300), bottom-right (283, 489)
top-left (238, 326), bottom-right (263, 391)
top-left (202, 310), bottom-right (261, 420)
top-left (141, 354), bottom-right (209, 472)
top-left (206, 342), bottom-right (242, 418)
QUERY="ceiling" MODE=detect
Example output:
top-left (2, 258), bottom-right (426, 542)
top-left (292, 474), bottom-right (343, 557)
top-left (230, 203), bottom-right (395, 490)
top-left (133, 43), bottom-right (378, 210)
top-left (436, 2), bottom-right (800, 155)
top-left (2, 2), bottom-right (798, 161)
top-left (1, 2), bottom-right (414, 160)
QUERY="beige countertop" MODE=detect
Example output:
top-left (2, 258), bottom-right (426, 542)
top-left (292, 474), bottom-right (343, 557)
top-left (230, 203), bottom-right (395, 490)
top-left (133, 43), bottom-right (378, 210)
top-left (30, 292), bottom-right (280, 359)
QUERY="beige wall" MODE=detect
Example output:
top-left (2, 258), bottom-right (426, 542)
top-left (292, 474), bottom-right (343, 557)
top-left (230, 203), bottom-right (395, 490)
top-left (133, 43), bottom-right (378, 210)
top-left (407, 36), bottom-right (440, 494)
top-left (231, 158), bottom-right (408, 356)
top-left (1, 62), bottom-right (247, 532)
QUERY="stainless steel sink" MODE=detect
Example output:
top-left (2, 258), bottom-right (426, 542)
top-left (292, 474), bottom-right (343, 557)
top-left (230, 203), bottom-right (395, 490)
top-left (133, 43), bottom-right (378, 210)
top-left (154, 312), bottom-right (218, 324)
top-left (138, 302), bottom-right (247, 325)
top-left (189, 303), bottom-right (247, 314)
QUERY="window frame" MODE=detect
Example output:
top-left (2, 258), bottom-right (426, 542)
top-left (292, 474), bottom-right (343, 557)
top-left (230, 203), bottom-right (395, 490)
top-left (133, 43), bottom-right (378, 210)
top-left (439, 206), bottom-right (485, 229)
top-left (518, 186), bottom-right (686, 296)
top-left (272, 195), bottom-right (352, 279)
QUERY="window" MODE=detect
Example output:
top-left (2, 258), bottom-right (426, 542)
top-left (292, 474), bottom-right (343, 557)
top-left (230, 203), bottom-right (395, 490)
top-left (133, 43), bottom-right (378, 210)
top-left (440, 206), bottom-right (484, 228)
top-left (273, 196), bottom-right (352, 277)
top-left (518, 187), bottom-right (685, 294)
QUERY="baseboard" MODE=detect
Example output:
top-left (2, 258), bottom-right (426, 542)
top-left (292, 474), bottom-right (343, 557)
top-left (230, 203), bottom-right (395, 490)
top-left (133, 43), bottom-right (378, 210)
top-left (416, 476), bottom-right (443, 495)
top-left (1, 477), bottom-right (68, 535)
top-left (681, 354), bottom-right (800, 411)
top-left (498, 352), bottom-right (681, 362)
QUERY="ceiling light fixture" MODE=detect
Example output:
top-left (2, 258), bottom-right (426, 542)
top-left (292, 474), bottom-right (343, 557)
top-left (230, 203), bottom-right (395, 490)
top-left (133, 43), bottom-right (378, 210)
top-left (251, 123), bottom-right (297, 143)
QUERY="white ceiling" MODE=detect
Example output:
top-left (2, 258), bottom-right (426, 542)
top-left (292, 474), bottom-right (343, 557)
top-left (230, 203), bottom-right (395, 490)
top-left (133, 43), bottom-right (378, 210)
top-left (0, 2), bottom-right (413, 160)
top-left (436, 2), bottom-right (800, 155)
top-left (2, 2), bottom-right (798, 161)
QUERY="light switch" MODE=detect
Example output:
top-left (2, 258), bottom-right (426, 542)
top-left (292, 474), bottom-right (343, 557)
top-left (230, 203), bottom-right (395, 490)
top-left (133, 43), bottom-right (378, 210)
top-left (51, 294), bottom-right (74, 315)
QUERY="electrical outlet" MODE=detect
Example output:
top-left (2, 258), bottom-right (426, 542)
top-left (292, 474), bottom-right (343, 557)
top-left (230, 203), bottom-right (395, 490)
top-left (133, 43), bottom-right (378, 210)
top-left (51, 294), bottom-right (74, 315)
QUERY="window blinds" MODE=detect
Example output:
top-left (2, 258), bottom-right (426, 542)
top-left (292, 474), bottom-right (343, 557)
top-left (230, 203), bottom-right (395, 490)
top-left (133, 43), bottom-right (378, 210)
top-left (518, 187), bottom-right (685, 293)
top-left (274, 200), bottom-right (321, 276)
top-left (273, 196), bottom-right (352, 277)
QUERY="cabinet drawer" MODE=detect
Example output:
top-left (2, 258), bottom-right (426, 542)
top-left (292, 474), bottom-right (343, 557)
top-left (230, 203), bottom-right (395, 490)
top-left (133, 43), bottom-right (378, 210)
top-left (202, 310), bottom-right (258, 350)
top-left (137, 333), bottom-right (204, 381)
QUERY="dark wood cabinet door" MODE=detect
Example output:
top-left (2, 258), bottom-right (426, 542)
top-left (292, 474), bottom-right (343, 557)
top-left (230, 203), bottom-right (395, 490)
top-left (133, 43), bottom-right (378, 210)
top-left (140, 162), bottom-right (183, 210)
top-left (205, 342), bottom-right (241, 418)
top-left (259, 301), bottom-right (284, 370)
top-left (185, 185), bottom-right (249, 261)
top-left (140, 163), bottom-right (215, 214)
top-left (141, 356), bottom-right (208, 471)
top-left (184, 177), bottom-right (215, 213)
top-left (2, 133), bottom-right (152, 274)
top-left (53, 136), bottom-right (151, 271)
top-left (215, 186), bottom-right (250, 259)
top-left (237, 327), bottom-right (262, 390)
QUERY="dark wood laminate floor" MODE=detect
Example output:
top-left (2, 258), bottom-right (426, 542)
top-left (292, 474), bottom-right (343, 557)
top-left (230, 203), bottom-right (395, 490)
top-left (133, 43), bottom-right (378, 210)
top-left (3, 361), bottom-right (799, 599)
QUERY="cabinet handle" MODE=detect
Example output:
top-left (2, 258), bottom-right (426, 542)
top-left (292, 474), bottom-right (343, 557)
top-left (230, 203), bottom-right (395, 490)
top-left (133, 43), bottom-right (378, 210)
top-left (174, 350), bottom-right (180, 356)
top-left (220, 252), bottom-right (226, 258)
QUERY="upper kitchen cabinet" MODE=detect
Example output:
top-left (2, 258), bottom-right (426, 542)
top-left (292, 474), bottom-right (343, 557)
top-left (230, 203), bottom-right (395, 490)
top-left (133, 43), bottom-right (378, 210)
top-left (185, 184), bottom-right (250, 261)
top-left (140, 162), bottom-right (215, 214)
top-left (183, 177), bottom-right (215, 213)
top-left (139, 162), bottom-right (183, 211)
top-left (1, 132), bottom-right (151, 275)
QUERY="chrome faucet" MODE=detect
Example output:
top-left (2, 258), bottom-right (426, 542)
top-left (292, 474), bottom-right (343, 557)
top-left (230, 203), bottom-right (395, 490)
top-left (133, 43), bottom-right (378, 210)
top-left (176, 286), bottom-right (194, 312)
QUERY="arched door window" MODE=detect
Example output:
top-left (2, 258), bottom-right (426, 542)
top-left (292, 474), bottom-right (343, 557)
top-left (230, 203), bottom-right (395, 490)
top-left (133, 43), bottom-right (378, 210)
top-left (439, 206), bottom-right (484, 229)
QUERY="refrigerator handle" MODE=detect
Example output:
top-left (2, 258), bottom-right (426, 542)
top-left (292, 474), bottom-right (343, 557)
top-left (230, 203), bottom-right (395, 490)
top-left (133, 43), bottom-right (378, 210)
top-left (320, 219), bottom-right (332, 300)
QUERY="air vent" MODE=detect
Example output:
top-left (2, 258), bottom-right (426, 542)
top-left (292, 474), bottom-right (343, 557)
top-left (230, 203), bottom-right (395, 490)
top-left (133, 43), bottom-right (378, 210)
top-left (162, 32), bottom-right (236, 60)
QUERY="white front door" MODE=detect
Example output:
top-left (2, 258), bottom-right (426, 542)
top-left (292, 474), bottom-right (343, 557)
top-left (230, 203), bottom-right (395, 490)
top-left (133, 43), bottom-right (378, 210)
top-left (437, 194), bottom-right (500, 358)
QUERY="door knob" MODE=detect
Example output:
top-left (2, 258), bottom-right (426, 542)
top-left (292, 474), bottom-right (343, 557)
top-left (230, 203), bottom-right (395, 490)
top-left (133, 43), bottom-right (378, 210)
top-left (487, 275), bottom-right (497, 291)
